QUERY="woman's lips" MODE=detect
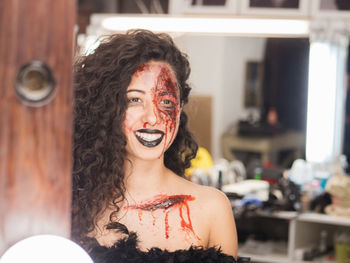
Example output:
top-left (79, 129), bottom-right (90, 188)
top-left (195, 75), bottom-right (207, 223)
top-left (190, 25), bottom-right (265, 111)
top-left (135, 129), bottom-right (164, 147)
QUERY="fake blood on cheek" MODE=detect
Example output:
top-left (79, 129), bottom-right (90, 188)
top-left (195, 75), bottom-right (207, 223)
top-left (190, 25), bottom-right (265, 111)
top-left (125, 194), bottom-right (200, 241)
top-left (152, 66), bottom-right (180, 151)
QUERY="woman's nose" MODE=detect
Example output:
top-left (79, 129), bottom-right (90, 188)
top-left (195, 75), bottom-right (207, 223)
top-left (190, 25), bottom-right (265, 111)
top-left (142, 102), bottom-right (158, 126)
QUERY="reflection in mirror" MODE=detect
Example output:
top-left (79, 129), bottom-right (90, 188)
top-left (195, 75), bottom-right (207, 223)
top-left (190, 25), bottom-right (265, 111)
top-left (175, 35), bottom-right (309, 168)
top-left (76, 1), bottom-right (350, 171)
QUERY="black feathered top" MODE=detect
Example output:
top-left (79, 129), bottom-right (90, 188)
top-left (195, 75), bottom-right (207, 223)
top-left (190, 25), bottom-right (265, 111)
top-left (89, 232), bottom-right (237, 263)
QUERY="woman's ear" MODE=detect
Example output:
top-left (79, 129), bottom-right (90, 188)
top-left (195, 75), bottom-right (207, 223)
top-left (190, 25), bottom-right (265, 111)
top-left (179, 104), bottom-right (184, 117)
top-left (177, 104), bottom-right (183, 121)
top-left (180, 101), bottom-right (184, 109)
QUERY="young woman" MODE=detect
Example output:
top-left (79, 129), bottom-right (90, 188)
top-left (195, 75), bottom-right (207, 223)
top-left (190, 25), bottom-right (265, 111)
top-left (72, 29), bottom-right (238, 262)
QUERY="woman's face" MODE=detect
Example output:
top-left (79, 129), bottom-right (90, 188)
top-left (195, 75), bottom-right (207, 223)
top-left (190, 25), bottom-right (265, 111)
top-left (123, 61), bottom-right (181, 161)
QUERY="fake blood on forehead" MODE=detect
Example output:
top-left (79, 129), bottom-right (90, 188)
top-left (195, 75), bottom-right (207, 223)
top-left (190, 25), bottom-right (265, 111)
top-left (125, 194), bottom-right (200, 241)
top-left (134, 63), bottom-right (150, 76)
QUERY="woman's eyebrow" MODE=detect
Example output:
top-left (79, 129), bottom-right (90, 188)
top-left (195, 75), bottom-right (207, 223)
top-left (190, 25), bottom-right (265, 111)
top-left (127, 89), bottom-right (145, 94)
top-left (159, 91), bottom-right (177, 96)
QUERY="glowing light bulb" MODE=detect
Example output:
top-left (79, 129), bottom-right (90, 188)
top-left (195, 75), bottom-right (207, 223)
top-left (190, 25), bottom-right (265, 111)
top-left (0, 235), bottom-right (93, 263)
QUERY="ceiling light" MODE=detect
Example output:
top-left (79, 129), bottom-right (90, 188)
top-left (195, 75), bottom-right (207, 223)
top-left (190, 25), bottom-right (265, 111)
top-left (88, 15), bottom-right (309, 37)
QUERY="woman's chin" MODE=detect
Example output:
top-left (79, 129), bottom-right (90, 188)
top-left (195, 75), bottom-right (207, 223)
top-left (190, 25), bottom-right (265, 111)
top-left (126, 140), bottom-right (173, 162)
top-left (126, 147), bottom-right (166, 162)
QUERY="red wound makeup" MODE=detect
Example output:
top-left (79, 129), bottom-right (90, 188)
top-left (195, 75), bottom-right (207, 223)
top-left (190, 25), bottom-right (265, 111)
top-left (125, 194), bottom-right (200, 241)
top-left (153, 66), bottom-right (179, 153)
top-left (134, 62), bottom-right (180, 152)
top-left (134, 63), bottom-right (150, 77)
top-left (153, 66), bottom-right (179, 126)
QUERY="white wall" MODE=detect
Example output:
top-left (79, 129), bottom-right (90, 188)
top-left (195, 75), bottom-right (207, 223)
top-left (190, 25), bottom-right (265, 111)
top-left (175, 35), bottom-right (266, 160)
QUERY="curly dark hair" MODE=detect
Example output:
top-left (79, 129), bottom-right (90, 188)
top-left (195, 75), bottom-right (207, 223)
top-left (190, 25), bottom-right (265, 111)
top-left (71, 29), bottom-right (198, 248)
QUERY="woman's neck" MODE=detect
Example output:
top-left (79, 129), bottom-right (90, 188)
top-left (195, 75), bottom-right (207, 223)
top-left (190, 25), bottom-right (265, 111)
top-left (124, 156), bottom-right (171, 196)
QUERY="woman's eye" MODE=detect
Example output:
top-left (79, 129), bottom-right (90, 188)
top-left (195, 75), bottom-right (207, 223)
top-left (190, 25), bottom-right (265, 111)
top-left (129, 98), bottom-right (141, 102)
top-left (128, 97), bottom-right (141, 103)
top-left (162, 99), bottom-right (173, 105)
top-left (160, 97), bottom-right (176, 108)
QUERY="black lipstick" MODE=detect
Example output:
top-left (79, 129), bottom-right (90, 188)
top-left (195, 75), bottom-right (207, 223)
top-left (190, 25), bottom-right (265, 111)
top-left (135, 129), bottom-right (164, 147)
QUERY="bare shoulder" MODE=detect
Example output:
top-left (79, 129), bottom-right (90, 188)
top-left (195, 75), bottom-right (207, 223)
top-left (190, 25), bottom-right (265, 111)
top-left (189, 185), bottom-right (237, 258)
top-left (172, 174), bottom-right (231, 207)
top-left (169, 174), bottom-right (234, 222)
top-left (171, 176), bottom-right (237, 258)
top-left (192, 185), bottom-right (235, 230)
top-left (201, 186), bottom-right (238, 258)
top-left (197, 184), bottom-right (231, 208)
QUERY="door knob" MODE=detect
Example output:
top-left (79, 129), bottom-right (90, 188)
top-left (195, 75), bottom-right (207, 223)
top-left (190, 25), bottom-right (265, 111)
top-left (15, 61), bottom-right (55, 107)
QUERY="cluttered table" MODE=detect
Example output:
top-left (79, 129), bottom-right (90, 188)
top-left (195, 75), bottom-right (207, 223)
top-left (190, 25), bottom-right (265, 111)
top-left (221, 131), bottom-right (304, 167)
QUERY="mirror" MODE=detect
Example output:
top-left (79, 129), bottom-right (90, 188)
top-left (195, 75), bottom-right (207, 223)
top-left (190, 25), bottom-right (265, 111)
top-left (174, 34), bottom-right (309, 167)
top-left (76, 0), bottom-right (350, 170)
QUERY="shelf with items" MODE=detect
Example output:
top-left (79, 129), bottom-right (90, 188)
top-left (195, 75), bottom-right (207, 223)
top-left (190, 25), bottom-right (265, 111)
top-left (236, 210), bottom-right (291, 263)
top-left (297, 212), bottom-right (350, 227)
top-left (240, 251), bottom-right (290, 263)
top-left (290, 213), bottom-right (350, 262)
top-left (237, 210), bottom-right (350, 263)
